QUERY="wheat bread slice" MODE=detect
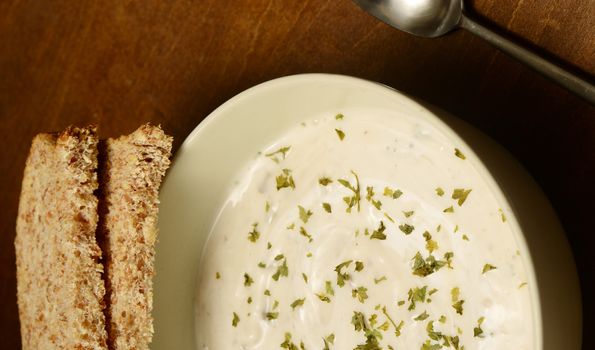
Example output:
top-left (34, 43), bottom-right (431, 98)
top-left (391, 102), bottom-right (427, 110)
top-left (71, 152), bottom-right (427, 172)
top-left (15, 126), bottom-right (108, 350)
top-left (101, 124), bottom-right (172, 350)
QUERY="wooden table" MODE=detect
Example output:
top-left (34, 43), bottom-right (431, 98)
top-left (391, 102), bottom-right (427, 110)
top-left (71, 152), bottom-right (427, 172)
top-left (1, 0), bottom-right (593, 348)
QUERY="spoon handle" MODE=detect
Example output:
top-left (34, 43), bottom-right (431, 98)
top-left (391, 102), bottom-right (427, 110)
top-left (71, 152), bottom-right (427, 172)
top-left (460, 15), bottom-right (595, 105)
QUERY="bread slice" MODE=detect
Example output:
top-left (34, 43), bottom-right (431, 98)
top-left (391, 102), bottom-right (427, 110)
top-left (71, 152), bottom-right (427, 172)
top-left (15, 126), bottom-right (108, 350)
top-left (101, 124), bottom-right (172, 349)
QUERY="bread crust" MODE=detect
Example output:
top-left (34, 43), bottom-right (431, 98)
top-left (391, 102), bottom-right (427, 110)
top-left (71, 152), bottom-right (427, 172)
top-left (15, 126), bottom-right (108, 350)
top-left (101, 124), bottom-right (173, 350)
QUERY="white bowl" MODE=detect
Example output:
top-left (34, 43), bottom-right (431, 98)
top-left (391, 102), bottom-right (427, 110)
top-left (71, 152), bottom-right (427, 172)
top-left (153, 74), bottom-right (581, 350)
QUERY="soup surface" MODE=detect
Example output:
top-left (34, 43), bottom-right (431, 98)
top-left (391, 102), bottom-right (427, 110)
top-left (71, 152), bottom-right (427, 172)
top-left (194, 110), bottom-right (534, 349)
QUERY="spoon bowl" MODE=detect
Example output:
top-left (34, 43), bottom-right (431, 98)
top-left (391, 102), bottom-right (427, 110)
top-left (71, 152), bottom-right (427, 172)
top-left (352, 0), bottom-right (462, 37)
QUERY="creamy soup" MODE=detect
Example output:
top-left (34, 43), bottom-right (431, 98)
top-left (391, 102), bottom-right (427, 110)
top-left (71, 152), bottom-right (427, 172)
top-left (194, 110), bottom-right (534, 350)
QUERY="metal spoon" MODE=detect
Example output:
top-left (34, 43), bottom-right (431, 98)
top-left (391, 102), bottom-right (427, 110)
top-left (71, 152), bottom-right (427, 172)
top-left (352, 0), bottom-right (595, 105)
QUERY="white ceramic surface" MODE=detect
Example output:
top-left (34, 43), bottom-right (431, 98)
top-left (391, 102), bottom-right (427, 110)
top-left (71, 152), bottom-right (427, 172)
top-left (153, 74), bottom-right (581, 350)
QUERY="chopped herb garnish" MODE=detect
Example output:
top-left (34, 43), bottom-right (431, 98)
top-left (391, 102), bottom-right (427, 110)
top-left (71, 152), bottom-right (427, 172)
top-left (454, 148), bottom-right (466, 159)
top-left (299, 226), bottom-right (313, 242)
top-left (302, 273), bottom-right (308, 283)
top-left (280, 332), bottom-right (298, 350)
top-left (247, 296), bottom-right (252, 304)
top-left (439, 315), bottom-right (446, 323)
top-left (267, 242), bottom-right (272, 249)
top-left (290, 298), bottom-right (305, 310)
top-left (482, 263), bottom-right (497, 274)
top-left (423, 231), bottom-right (439, 253)
top-left (316, 293), bottom-right (331, 303)
top-left (335, 128), bottom-right (345, 140)
top-left (499, 208), bottom-right (507, 222)
top-left (366, 186), bottom-right (382, 210)
top-left (319, 177), bottom-right (333, 186)
top-left (403, 210), bottom-right (415, 218)
top-left (451, 287), bottom-right (464, 315)
top-left (397, 300), bottom-right (405, 306)
top-left (265, 312), bottom-right (279, 320)
top-left (298, 205), bottom-right (313, 223)
top-left (273, 300), bottom-right (279, 309)
top-left (474, 317), bottom-right (485, 337)
top-left (351, 311), bottom-right (367, 331)
top-left (383, 187), bottom-right (403, 199)
top-left (399, 223), bottom-right (415, 235)
top-left (244, 273), bottom-right (254, 286)
top-left (335, 113), bottom-right (344, 120)
top-left (338, 171), bottom-right (361, 212)
top-left (272, 259), bottom-right (289, 281)
top-left (325, 281), bottom-right (335, 296)
top-left (276, 168), bottom-right (296, 190)
top-left (306, 252), bottom-right (313, 258)
top-left (435, 187), bottom-right (445, 196)
top-left (232, 312), bottom-right (239, 327)
top-left (444, 252), bottom-right (454, 268)
top-left (248, 223), bottom-right (260, 242)
top-left (452, 188), bottom-right (472, 206)
top-left (275, 254), bottom-right (285, 261)
top-left (370, 221), bottom-right (387, 240)
top-left (383, 212), bottom-right (395, 223)
top-left (352, 286), bottom-right (369, 303)
top-left (407, 285), bottom-right (428, 311)
top-left (381, 306), bottom-right (403, 337)
top-left (335, 260), bottom-right (353, 287)
top-left (265, 201), bottom-right (270, 212)
top-left (412, 252), bottom-right (448, 277)
top-left (355, 261), bottom-right (364, 272)
top-left (443, 206), bottom-right (454, 213)
top-left (286, 223), bottom-right (295, 230)
top-left (257, 262), bottom-right (266, 268)
top-left (215, 272), bottom-right (220, 279)
top-left (264, 289), bottom-right (271, 296)
top-left (414, 311), bottom-right (430, 321)
top-left (462, 234), bottom-right (470, 241)
top-left (374, 276), bottom-right (387, 284)
top-left (322, 202), bottom-right (332, 213)
top-left (265, 146), bottom-right (291, 163)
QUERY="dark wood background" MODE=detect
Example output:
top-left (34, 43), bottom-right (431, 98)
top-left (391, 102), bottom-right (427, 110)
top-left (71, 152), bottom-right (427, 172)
top-left (1, 0), bottom-right (593, 348)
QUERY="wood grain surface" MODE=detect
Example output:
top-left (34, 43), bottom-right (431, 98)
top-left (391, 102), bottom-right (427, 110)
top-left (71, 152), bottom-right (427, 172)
top-left (1, 0), bottom-right (593, 348)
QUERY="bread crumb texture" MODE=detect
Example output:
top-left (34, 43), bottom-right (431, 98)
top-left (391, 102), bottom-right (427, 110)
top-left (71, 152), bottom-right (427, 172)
top-left (103, 124), bottom-right (173, 350)
top-left (15, 126), bottom-right (108, 350)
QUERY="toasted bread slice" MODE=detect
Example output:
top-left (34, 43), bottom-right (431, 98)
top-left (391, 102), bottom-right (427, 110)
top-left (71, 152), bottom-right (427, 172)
top-left (15, 126), bottom-right (108, 350)
top-left (101, 124), bottom-right (172, 349)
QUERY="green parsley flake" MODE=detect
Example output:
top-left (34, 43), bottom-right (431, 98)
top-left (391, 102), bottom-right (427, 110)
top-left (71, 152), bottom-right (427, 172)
top-left (407, 285), bottom-right (428, 311)
top-left (381, 306), bottom-right (403, 337)
top-left (319, 177), bottom-right (333, 186)
top-left (338, 171), bottom-right (361, 212)
top-left (248, 223), bottom-right (260, 242)
top-left (519, 282), bottom-right (528, 289)
top-left (383, 187), bottom-right (403, 199)
top-left (244, 273), bottom-right (254, 286)
top-left (383, 212), bottom-right (395, 223)
top-left (325, 281), bottom-right (335, 296)
top-left (265, 201), bottom-right (270, 212)
top-left (232, 312), bottom-right (240, 327)
top-left (264, 289), bottom-right (271, 296)
top-left (316, 293), bottom-right (331, 303)
top-left (215, 272), bottom-right (220, 279)
top-left (322, 202), bottom-right (332, 213)
top-left (290, 298), bottom-right (305, 310)
top-left (462, 234), bottom-right (470, 241)
top-left (451, 287), bottom-right (464, 315)
top-left (276, 168), bottom-right (296, 190)
top-left (414, 311), bottom-right (430, 321)
top-left (335, 113), bottom-right (344, 120)
top-left (355, 261), bottom-right (364, 272)
top-left (299, 226), bottom-right (313, 242)
top-left (302, 273), bottom-right (308, 283)
top-left (286, 223), bottom-right (295, 230)
top-left (267, 242), bottom-right (272, 249)
top-left (399, 223), bottom-right (415, 235)
top-left (452, 188), bottom-right (472, 206)
top-left (247, 296), bottom-right (253, 304)
top-left (499, 208), bottom-right (507, 222)
top-left (443, 206), bottom-right (454, 213)
top-left (257, 262), bottom-right (266, 268)
top-left (454, 148), bottom-right (466, 159)
top-left (335, 128), bottom-right (345, 140)
top-left (351, 311), bottom-right (367, 331)
top-left (423, 231), bottom-right (439, 253)
top-left (265, 146), bottom-right (291, 163)
top-left (435, 187), bottom-right (445, 196)
top-left (439, 315), bottom-right (447, 323)
top-left (374, 276), bottom-right (387, 284)
top-left (352, 286), bottom-right (369, 303)
top-left (403, 210), bottom-right (415, 218)
top-left (411, 252), bottom-right (447, 277)
top-left (370, 221), bottom-right (387, 240)
top-left (474, 317), bottom-right (485, 337)
top-left (366, 186), bottom-right (382, 210)
top-left (280, 332), bottom-right (298, 350)
top-left (272, 259), bottom-right (289, 281)
top-left (298, 205), bottom-right (313, 223)
top-left (482, 263), bottom-right (497, 274)
top-left (334, 260), bottom-right (353, 287)
top-left (266, 312), bottom-right (279, 320)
